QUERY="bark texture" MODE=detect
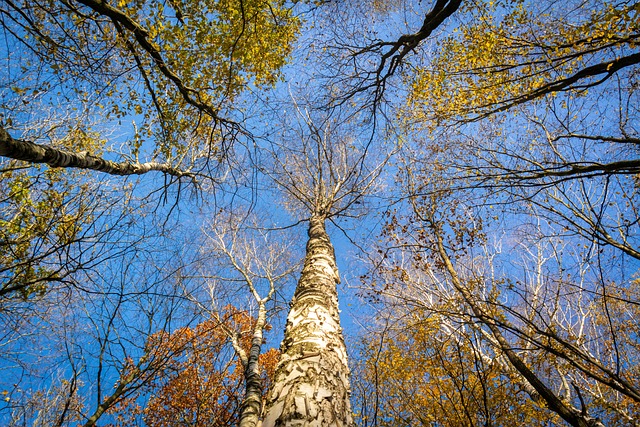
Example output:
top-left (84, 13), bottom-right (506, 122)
top-left (238, 303), bottom-right (268, 427)
top-left (262, 215), bottom-right (353, 427)
top-left (0, 126), bottom-right (190, 177)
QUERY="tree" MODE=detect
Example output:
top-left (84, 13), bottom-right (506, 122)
top-left (363, 2), bottom-right (640, 424)
top-left (407, 0), bottom-right (639, 123)
top-left (9, 1), bottom-right (639, 426)
top-left (366, 180), bottom-right (640, 426)
top-left (1, 208), bottom-right (200, 426)
top-left (0, 0), bottom-right (305, 312)
top-left (401, 0), bottom-right (640, 258)
top-left (0, 162), bottom-right (104, 300)
top-left (260, 103), bottom-right (389, 426)
top-left (196, 210), bottom-right (297, 427)
top-left (263, 212), bottom-right (353, 426)
top-left (307, 0), bottom-right (462, 111)
top-left (1, 0), bottom-right (466, 423)
top-left (0, 0), bottom-right (300, 178)
top-left (106, 309), bottom-right (279, 427)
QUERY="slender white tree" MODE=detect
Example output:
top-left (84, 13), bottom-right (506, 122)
top-left (198, 211), bottom-right (298, 427)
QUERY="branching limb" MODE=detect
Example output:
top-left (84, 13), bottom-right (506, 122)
top-left (72, 0), bottom-right (239, 129)
top-left (494, 159), bottom-right (640, 183)
top-left (474, 52), bottom-right (640, 121)
top-left (0, 126), bottom-right (194, 178)
top-left (345, 0), bottom-right (462, 104)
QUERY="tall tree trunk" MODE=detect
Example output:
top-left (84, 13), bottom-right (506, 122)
top-left (262, 215), bottom-right (353, 427)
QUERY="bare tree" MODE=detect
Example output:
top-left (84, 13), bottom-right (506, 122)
top-left (194, 210), bottom-right (298, 427)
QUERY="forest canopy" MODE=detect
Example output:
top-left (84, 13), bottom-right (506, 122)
top-left (1, 0), bottom-right (638, 426)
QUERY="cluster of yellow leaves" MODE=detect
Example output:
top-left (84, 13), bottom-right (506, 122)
top-left (0, 165), bottom-right (93, 299)
top-left (5, 0), bottom-right (300, 164)
top-left (407, 0), bottom-right (640, 124)
top-left (355, 311), bottom-right (553, 427)
top-left (118, 0), bottom-right (300, 159)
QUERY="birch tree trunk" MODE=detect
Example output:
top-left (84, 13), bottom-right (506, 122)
top-left (237, 300), bottom-right (269, 427)
top-left (262, 214), bottom-right (353, 427)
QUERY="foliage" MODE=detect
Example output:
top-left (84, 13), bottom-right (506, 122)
top-left (107, 306), bottom-right (279, 427)
top-left (1, 0), bottom-right (300, 164)
top-left (408, 0), bottom-right (640, 123)
top-left (353, 309), bottom-right (556, 427)
top-left (0, 163), bottom-right (101, 300)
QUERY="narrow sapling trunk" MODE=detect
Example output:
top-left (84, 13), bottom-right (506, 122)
top-left (238, 302), bottom-right (269, 427)
top-left (262, 214), bottom-right (353, 427)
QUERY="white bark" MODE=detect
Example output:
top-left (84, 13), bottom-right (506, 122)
top-left (236, 301), bottom-right (269, 427)
top-left (0, 126), bottom-right (191, 178)
top-left (262, 215), bottom-right (353, 427)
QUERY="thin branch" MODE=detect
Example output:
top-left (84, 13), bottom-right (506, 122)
top-left (74, 0), bottom-right (239, 129)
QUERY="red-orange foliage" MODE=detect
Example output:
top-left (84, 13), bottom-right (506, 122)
top-left (107, 306), bottom-right (279, 427)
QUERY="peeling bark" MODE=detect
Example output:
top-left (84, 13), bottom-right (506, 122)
top-left (0, 126), bottom-right (191, 178)
top-left (262, 215), bottom-right (353, 427)
top-left (238, 302), bottom-right (268, 427)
